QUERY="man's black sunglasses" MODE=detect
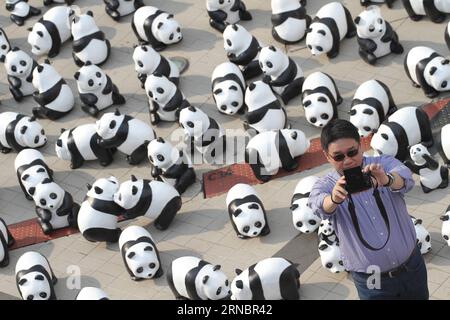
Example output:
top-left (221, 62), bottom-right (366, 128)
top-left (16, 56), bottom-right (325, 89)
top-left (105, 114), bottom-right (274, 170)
top-left (329, 148), bottom-right (359, 162)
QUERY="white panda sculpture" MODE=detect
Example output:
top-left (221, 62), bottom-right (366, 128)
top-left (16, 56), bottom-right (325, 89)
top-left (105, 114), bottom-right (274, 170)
top-left (15, 251), bottom-right (57, 300)
top-left (301, 71), bottom-right (342, 128)
top-left (306, 2), bottom-right (356, 59)
top-left (441, 207), bottom-right (450, 246)
top-left (71, 11), bottom-right (111, 67)
top-left (6, 0), bottom-right (41, 26)
top-left (271, 0), bottom-right (311, 44)
top-left (104, 0), bottom-right (144, 21)
top-left (404, 46), bottom-right (450, 98)
top-left (211, 62), bottom-right (246, 115)
top-left (167, 256), bottom-right (231, 300)
top-left (27, 6), bottom-right (74, 58)
top-left (245, 129), bottom-right (310, 182)
top-left (349, 79), bottom-right (397, 137)
top-left (15, 148), bottom-right (53, 201)
top-left (318, 240), bottom-right (345, 273)
top-left (410, 216), bottom-right (432, 254)
top-left (0, 112), bottom-right (47, 153)
top-left (231, 257), bottom-right (300, 300)
top-left (223, 24), bottom-right (263, 80)
top-left (96, 109), bottom-right (156, 165)
top-left (226, 183), bottom-right (270, 239)
top-left (32, 60), bottom-right (74, 120)
top-left (114, 176), bottom-right (182, 230)
top-left (145, 73), bottom-right (189, 125)
top-left (259, 45), bottom-right (304, 104)
top-left (361, 0), bottom-right (397, 7)
top-left (402, 0), bottom-right (450, 23)
top-left (206, 0), bottom-right (252, 33)
top-left (436, 123), bottom-right (450, 167)
top-left (370, 106), bottom-right (433, 161)
top-left (132, 6), bottom-right (182, 51)
top-left (4, 47), bottom-right (37, 101)
top-left (133, 44), bottom-right (180, 88)
top-left (0, 28), bottom-right (11, 63)
top-left (0, 217), bottom-right (15, 268)
top-left (291, 176), bottom-right (321, 234)
top-left (147, 137), bottom-right (196, 195)
top-left (119, 225), bottom-right (163, 281)
top-left (76, 287), bottom-right (109, 300)
top-left (74, 62), bottom-right (126, 117)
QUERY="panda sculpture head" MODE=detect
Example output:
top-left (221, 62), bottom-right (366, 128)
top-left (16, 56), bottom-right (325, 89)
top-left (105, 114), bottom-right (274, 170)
top-left (147, 137), bottom-right (179, 170)
top-left (197, 264), bottom-right (231, 300)
top-left (411, 216), bottom-right (431, 254)
top-left (17, 117), bottom-right (47, 149)
top-left (258, 45), bottom-right (288, 77)
top-left (179, 106), bottom-right (210, 139)
top-left (4, 47), bottom-right (34, 77)
top-left (306, 24), bottom-right (333, 56)
top-left (155, 14), bottom-right (182, 45)
top-left (145, 73), bottom-right (176, 104)
top-left (245, 80), bottom-right (277, 111)
top-left (355, 6), bottom-right (386, 40)
top-left (370, 124), bottom-right (397, 157)
top-left (207, 0), bottom-right (234, 11)
top-left (213, 83), bottom-right (243, 115)
top-left (132, 45), bottom-right (160, 75)
top-left (17, 270), bottom-right (52, 300)
top-left (76, 287), bottom-right (109, 300)
top-left (31, 179), bottom-right (65, 210)
top-left (113, 175), bottom-right (142, 210)
top-left (122, 235), bottom-right (161, 280)
top-left (426, 60), bottom-right (450, 92)
top-left (281, 129), bottom-right (310, 158)
top-left (87, 176), bottom-right (120, 201)
top-left (0, 28), bottom-right (11, 63)
top-left (32, 60), bottom-right (60, 92)
top-left (20, 165), bottom-right (50, 197)
top-left (291, 198), bottom-right (320, 233)
top-left (223, 24), bottom-right (254, 56)
top-left (349, 104), bottom-right (379, 137)
top-left (16, 252), bottom-right (54, 301)
top-left (96, 109), bottom-right (126, 142)
top-left (409, 143), bottom-right (430, 166)
top-left (74, 62), bottom-right (106, 93)
top-left (71, 11), bottom-right (99, 40)
top-left (302, 93), bottom-right (333, 128)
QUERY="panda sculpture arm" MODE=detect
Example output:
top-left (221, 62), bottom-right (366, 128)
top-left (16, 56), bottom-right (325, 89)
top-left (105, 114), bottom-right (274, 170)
top-left (357, 37), bottom-right (377, 53)
top-left (102, 76), bottom-right (114, 95)
top-left (138, 73), bottom-right (147, 86)
top-left (80, 93), bottom-right (98, 106)
top-left (7, 75), bottom-right (21, 89)
top-left (381, 23), bottom-right (398, 43)
top-left (56, 192), bottom-right (75, 217)
top-left (207, 10), bottom-right (228, 22)
top-left (422, 154), bottom-right (439, 170)
top-left (403, 160), bottom-right (420, 175)
top-left (35, 207), bottom-right (52, 222)
top-left (151, 166), bottom-right (163, 179)
top-left (104, 0), bottom-right (120, 10)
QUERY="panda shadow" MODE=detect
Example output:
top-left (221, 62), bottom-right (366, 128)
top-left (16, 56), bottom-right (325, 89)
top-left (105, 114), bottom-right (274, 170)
top-left (172, 28), bottom-right (218, 52)
top-left (300, 282), bottom-right (350, 299)
top-left (430, 243), bottom-right (450, 264)
top-left (54, 275), bottom-right (102, 300)
top-left (242, 9), bottom-right (272, 32)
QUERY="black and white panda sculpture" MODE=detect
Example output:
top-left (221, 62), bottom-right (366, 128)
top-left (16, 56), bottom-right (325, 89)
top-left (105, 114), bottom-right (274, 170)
top-left (71, 11), bottom-right (111, 67)
top-left (0, 217), bottom-right (14, 268)
top-left (119, 225), bottom-right (163, 281)
top-left (132, 6), bottom-right (183, 51)
top-left (4, 47), bottom-right (37, 101)
top-left (441, 207), bottom-right (450, 246)
top-left (318, 219), bottom-right (339, 245)
top-left (402, 0), bottom-right (450, 23)
top-left (104, 0), bottom-right (144, 21)
top-left (355, 5), bottom-right (403, 65)
top-left (76, 287), bottom-right (109, 300)
top-left (0, 28), bottom-right (11, 63)
top-left (404, 46), bottom-right (450, 98)
top-left (114, 176), bottom-right (182, 230)
top-left (96, 110), bottom-right (156, 165)
top-left (231, 257), bottom-right (300, 300)
top-left (301, 71), bottom-right (342, 128)
top-left (291, 175), bottom-right (321, 234)
top-left (27, 6), bottom-right (74, 58)
top-left (5, 0), bottom-right (41, 26)
top-left (361, 0), bottom-right (397, 7)
top-left (77, 176), bottom-right (123, 243)
top-left (15, 251), bottom-right (57, 300)
top-left (15, 148), bottom-right (53, 201)
top-left (211, 62), bottom-right (246, 115)
top-left (435, 123), bottom-right (450, 167)
top-left (271, 0), bottom-right (311, 44)
top-left (245, 129), bottom-right (310, 182)
top-left (226, 183), bottom-right (270, 239)
top-left (244, 80), bottom-right (287, 134)
top-left (410, 216), bottom-right (432, 254)
top-left (32, 60), bottom-right (74, 120)
top-left (206, 0), bottom-right (252, 33)
top-left (349, 79), bottom-right (397, 137)
top-left (167, 256), bottom-right (231, 300)
top-left (147, 137), bottom-right (196, 195)
top-left (0, 112), bottom-right (47, 153)
top-left (75, 62), bottom-right (126, 117)
top-left (306, 2), bottom-right (356, 59)
top-left (223, 24), bottom-right (263, 80)
top-left (259, 45), bottom-right (304, 104)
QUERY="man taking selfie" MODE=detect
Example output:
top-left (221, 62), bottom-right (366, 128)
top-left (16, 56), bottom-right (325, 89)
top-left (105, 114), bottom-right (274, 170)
top-left (308, 119), bottom-right (429, 300)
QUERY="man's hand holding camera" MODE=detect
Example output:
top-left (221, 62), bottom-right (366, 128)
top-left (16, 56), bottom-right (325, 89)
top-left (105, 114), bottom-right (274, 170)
top-left (363, 163), bottom-right (389, 187)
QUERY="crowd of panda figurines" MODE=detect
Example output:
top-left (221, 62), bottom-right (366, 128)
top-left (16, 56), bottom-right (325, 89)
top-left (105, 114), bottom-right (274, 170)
top-left (318, 220), bottom-right (345, 273)
top-left (271, 0), bottom-right (311, 45)
top-left (4, 47), bottom-right (37, 101)
top-left (291, 176), bottom-right (321, 234)
top-left (76, 287), bottom-right (109, 300)
top-left (206, 0), bottom-right (252, 33)
top-left (410, 216), bottom-right (432, 254)
top-left (0, 217), bottom-right (14, 268)
top-left (104, 0), bottom-right (144, 21)
top-left (6, 0), bottom-right (41, 26)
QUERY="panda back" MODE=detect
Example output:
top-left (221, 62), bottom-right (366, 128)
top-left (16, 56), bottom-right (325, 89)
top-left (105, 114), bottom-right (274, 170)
top-left (247, 131), bottom-right (281, 172)
top-left (293, 176), bottom-right (319, 195)
top-left (441, 124), bottom-right (450, 160)
top-left (15, 251), bottom-right (50, 276)
top-left (133, 6), bottom-right (159, 40)
top-left (302, 72), bottom-right (337, 100)
top-left (212, 62), bottom-right (245, 88)
top-left (409, 0), bottom-right (426, 15)
top-left (315, 2), bottom-right (347, 40)
top-left (42, 6), bottom-right (72, 41)
top-left (146, 181), bottom-right (180, 219)
top-left (253, 258), bottom-right (292, 299)
top-left (119, 225), bottom-right (153, 250)
top-left (0, 219), bottom-right (8, 252)
top-left (118, 119), bottom-right (155, 154)
top-left (387, 106), bottom-right (422, 145)
top-left (77, 201), bottom-right (119, 233)
top-left (171, 256), bottom-right (202, 296)
top-left (353, 80), bottom-right (389, 114)
top-left (72, 124), bottom-right (97, 160)
top-left (15, 149), bottom-right (44, 171)
top-left (406, 46), bottom-right (436, 83)
top-left (226, 184), bottom-right (258, 207)
top-left (271, 0), bottom-right (300, 14)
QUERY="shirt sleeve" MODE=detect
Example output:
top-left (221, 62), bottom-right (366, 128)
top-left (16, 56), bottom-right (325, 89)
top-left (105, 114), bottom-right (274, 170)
top-left (381, 155), bottom-right (415, 194)
top-left (308, 177), bottom-right (336, 219)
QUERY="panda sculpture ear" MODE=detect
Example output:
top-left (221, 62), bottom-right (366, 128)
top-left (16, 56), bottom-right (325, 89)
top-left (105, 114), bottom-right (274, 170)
top-left (28, 187), bottom-right (36, 196)
top-left (74, 72), bottom-right (80, 80)
top-left (440, 215), bottom-right (449, 221)
top-left (27, 27), bottom-right (33, 32)
top-left (291, 131), bottom-right (298, 140)
top-left (12, 47), bottom-right (19, 52)
top-left (18, 278), bottom-right (27, 286)
top-left (269, 45), bottom-right (276, 52)
top-left (114, 109), bottom-right (121, 116)
top-left (157, 137), bottom-right (165, 143)
top-left (37, 65), bottom-right (44, 73)
top-left (303, 100), bottom-right (311, 107)
top-left (157, 22), bottom-right (163, 29)
top-left (202, 275), bottom-right (209, 284)
top-left (42, 178), bottom-right (52, 184)
top-left (86, 10), bottom-right (94, 17)
top-left (188, 106), bottom-right (196, 112)
top-left (232, 24), bottom-right (238, 31)
top-left (235, 280), bottom-right (243, 289)
top-left (20, 126), bottom-right (27, 134)
top-left (372, 128), bottom-right (378, 134)
top-left (131, 175), bottom-right (137, 182)
top-left (127, 252), bottom-right (136, 259)
top-left (235, 268), bottom-right (242, 275)
top-left (37, 31), bottom-right (44, 38)
top-left (306, 28), bottom-right (312, 33)
top-left (414, 219), bottom-right (423, 225)
top-left (60, 128), bottom-right (66, 133)
top-left (213, 265), bottom-right (221, 271)
top-left (29, 116), bottom-right (36, 122)
top-left (248, 83), bottom-right (256, 91)
top-left (362, 108), bottom-right (374, 115)
top-left (86, 183), bottom-right (92, 190)
top-left (442, 59), bottom-right (450, 65)
top-left (85, 61), bottom-right (92, 66)
top-left (141, 45), bottom-right (148, 52)
top-left (430, 66), bottom-right (437, 75)
top-left (348, 109), bottom-right (356, 116)
top-left (56, 139), bottom-right (62, 147)
top-left (354, 16), bottom-right (361, 25)
top-left (290, 203), bottom-right (299, 211)
top-left (167, 14), bottom-right (174, 19)
top-left (319, 243), bottom-right (328, 251)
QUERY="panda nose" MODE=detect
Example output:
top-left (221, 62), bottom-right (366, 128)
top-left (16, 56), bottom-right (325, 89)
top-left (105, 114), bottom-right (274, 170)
top-left (305, 230), bottom-right (309, 233)
top-left (219, 0), bottom-right (224, 3)
top-left (253, 231), bottom-right (257, 236)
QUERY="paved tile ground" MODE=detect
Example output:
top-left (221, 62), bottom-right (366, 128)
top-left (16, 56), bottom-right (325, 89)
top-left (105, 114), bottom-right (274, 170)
top-left (0, 0), bottom-right (450, 300)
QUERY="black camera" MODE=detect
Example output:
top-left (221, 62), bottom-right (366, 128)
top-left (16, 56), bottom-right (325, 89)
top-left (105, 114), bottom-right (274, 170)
top-left (343, 166), bottom-right (373, 194)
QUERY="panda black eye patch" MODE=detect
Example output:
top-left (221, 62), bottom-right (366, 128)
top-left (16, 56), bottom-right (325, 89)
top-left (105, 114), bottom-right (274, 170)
top-left (109, 120), bottom-right (116, 129)
top-left (363, 126), bottom-right (371, 132)
top-left (11, 65), bottom-right (16, 72)
top-left (187, 121), bottom-right (194, 128)
top-left (266, 61), bottom-right (273, 68)
top-left (34, 136), bottom-right (39, 144)
top-left (243, 226), bottom-right (250, 233)
top-left (226, 39), bottom-right (232, 46)
top-left (94, 187), bottom-right (103, 194)
top-left (321, 113), bottom-right (329, 120)
top-left (144, 246), bottom-right (153, 251)
top-left (310, 117), bottom-right (317, 123)
top-left (149, 263), bottom-right (156, 268)
top-left (303, 100), bottom-right (311, 107)
top-left (442, 81), bottom-right (447, 88)
top-left (255, 221), bottom-right (262, 228)
top-left (157, 87), bottom-right (164, 94)
top-left (35, 275), bottom-right (45, 281)
top-left (88, 79), bottom-right (94, 86)
top-left (169, 34), bottom-right (174, 41)
top-left (40, 199), bottom-right (46, 206)
top-left (137, 61), bottom-right (143, 67)
top-left (20, 60), bottom-right (26, 66)
top-left (229, 85), bottom-right (238, 91)
top-left (248, 203), bottom-right (259, 210)
top-left (318, 30), bottom-right (326, 36)
top-left (50, 193), bottom-right (57, 199)
top-left (318, 96), bottom-right (327, 103)
top-left (316, 46), bottom-right (323, 52)
top-left (96, 72), bottom-right (101, 78)
top-left (157, 155), bottom-right (165, 161)
top-left (132, 186), bottom-right (138, 195)
top-left (381, 133), bottom-right (389, 140)
top-left (309, 220), bottom-right (317, 225)
top-left (136, 267), bottom-right (143, 273)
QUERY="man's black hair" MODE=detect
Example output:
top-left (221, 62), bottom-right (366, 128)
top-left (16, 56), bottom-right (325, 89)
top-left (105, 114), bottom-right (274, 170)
top-left (321, 119), bottom-right (360, 151)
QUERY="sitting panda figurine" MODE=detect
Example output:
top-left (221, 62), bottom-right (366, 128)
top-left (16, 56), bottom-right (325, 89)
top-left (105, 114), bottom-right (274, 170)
top-left (410, 216), bottom-right (432, 254)
top-left (167, 256), bottom-right (231, 300)
top-left (56, 124), bottom-right (116, 169)
top-left (15, 251), bottom-right (57, 300)
top-left (291, 176), bottom-right (321, 234)
top-left (145, 73), bottom-right (189, 125)
top-left (27, 6), bottom-right (75, 58)
top-left (211, 62), bottom-right (246, 115)
top-left (104, 0), bottom-right (144, 21)
top-left (271, 0), bottom-right (311, 44)
top-left (259, 45), bottom-right (304, 104)
top-left (0, 28), bottom-right (11, 63)
top-left (223, 24), bottom-right (263, 80)
top-left (318, 240), bottom-right (345, 273)
top-left (147, 137), bottom-right (196, 195)
top-left (206, 0), bottom-right (252, 33)
top-left (0, 112), bottom-right (47, 153)
top-left (306, 2), bottom-right (356, 59)
top-left (5, 0), bottom-right (41, 26)
top-left (245, 129), bottom-right (310, 182)
top-left (32, 60), bottom-right (74, 120)
top-left (132, 6), bottom-right (182, 51)
top-left (226, 183), bottom-right (270, 239)
top-left (96, 110), bottom-right (156, 165)
top-left (15, 148), bottom-right (53, 201)
top-left (404, 143), bottom-right (448, 193)
top-left (361, 0), bottom-right (397, 7)
top-left (231, 257), bottom-right (300, 300)
top-left (402, 0), bottom-right (450, 23)
top-left (0, 217), bottom-right (15, 268)
top-left (404, 46), bottom-right (450, 98)
top-left (355, 6), bottom-right (403, 65)
top-left (4, 47), bottom-right (37, 101)
top-left (244, 80), bottom-right (287, 134)
top-left (318, 219), bottom-right (339, 245)
top-left (119, 225), bottom-right (163, 281)
top-left (301, 71), bottom-right (342, 128)
top-left (74, 62), bottom-right (126, 117)
top-left (71, 11), bottom-right (111, 67)
top-left (133, 44), bottom-right (180, 88)
top-left (76, 287), bottom-right (109, 300)
top-left (349, 79), bottom-right (397, 137)
top-left (441, 207), bottom-right (450, 246)
top-left (77, 176), bottom-right (123, 243)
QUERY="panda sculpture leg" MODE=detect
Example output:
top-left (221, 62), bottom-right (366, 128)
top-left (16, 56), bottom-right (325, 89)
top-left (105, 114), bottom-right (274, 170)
top-left (0, 142), bottom-right (12, 154)
top-left (389, 33), bottom-right (404, 54)
top-left (153, 196), bottom-right (182, 230)
top-left (344, 7), bottom-right (357, 38)
top-left (9, 86), bottom-right (24, 102)
top-left (83, 228), bottom-right (122, 243)
top-left (238, 2), bottom-right (252, 21)
top-left (242, 61), bottom-right (263, 80)
top-left (358, 48), bottom-right (377, 65)
top-left (281, 78), bottom-right (304, 105)
top-left (280, 266), bottom-right (301, 300)
top-left (96, 148), bottom-right (115, 167)
top-left (112, 85), bottom-right (126, 106)
top-left (425, 4), bottom-right (446, 23)
top-left (72, 52), bottom-right (85, 68)
top-left (175, 168), bottom-right (196, 194)
top-left (127, 143), bottom-right (150, 165)
top-left (420, 182), bottom-right (433, 194)
top-left (402, 0), bottom-right (423, 21)
top-left (245, 149), bottom-right (272, 182)
top-left (105, 6), bottom-right (121, 22)
top-left (439, 166), bottom-right (449, 189)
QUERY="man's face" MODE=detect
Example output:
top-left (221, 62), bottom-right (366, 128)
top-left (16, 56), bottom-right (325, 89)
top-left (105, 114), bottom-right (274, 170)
top-left (324, 138), bottom-right (363, 173)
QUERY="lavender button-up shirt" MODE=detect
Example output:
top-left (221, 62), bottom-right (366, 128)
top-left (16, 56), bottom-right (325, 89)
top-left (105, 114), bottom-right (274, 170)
top-left (308, 155), bottom-right (417, 273)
